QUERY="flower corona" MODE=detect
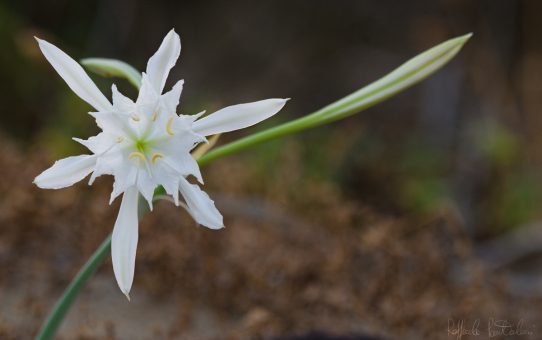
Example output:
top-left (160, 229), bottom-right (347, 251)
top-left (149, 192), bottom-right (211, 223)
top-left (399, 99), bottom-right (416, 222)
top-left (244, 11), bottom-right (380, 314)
top-left (33, 29), bottom-right (288, 299)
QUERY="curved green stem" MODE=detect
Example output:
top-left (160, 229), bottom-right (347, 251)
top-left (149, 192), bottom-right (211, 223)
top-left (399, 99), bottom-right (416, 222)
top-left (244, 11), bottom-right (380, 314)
top-left (36, 235), bottom-right (112, 340)
top-left (197, 114), bottom-right (318, 166)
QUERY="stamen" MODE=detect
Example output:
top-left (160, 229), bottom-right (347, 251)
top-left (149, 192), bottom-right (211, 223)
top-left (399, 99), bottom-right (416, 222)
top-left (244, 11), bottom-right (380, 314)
top-left (151, 111), bottom-right (158, 121)
top-left (166, 116), bottom-right (175, 135)
top-left (128, 151), bottom-right (146, 162)
top-left (151, 153), bottom-right (164, 164)
top-left (116, 136), bottom-right (124, 143)
top-left (131, 114), bottom-right (141, 122)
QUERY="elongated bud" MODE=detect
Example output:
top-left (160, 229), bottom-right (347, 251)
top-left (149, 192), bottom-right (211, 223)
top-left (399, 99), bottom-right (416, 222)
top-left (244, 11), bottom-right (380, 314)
top-left (81, 58), bottom-right (142, 89)
top-left (314, 33), bottom-right (473, 124)
top-left (197, 34), bottom-right (472, 166)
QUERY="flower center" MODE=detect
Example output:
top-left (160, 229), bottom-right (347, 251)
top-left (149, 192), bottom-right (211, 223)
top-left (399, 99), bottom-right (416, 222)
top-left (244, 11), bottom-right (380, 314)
top-left (128, 138), bottom-right (164, 168)
top-left (123, 113), bottom-right (180, 169)
top-left (135, 139), bottom-right (148, 154)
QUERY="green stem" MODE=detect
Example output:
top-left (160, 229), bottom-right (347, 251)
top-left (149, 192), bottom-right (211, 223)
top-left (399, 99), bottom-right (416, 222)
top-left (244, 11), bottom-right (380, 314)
top-left (197, 114), bottom-right (319, 166)
top-left (36, 235), bottom-right (112, 340)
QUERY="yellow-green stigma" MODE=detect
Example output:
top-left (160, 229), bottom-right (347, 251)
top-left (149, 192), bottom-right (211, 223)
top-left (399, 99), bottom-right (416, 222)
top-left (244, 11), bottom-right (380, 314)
top-left (135, 139), bottom-right (148, 154)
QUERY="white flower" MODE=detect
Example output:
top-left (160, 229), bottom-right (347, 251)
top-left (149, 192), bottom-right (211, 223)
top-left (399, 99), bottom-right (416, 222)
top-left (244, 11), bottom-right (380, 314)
top-left (33, 30), bottom-right (288, 299)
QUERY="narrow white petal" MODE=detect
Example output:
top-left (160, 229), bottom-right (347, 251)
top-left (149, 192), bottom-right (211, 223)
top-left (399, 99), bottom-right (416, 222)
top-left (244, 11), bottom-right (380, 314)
top-left (36, 38), bottom-right (113, 112)
top-left (34, 155), bottom-right (96, 189)
top-left (73, 132), bottom-right (116, 154)
top-left (111, 186), bottom-right (139, 299)
top-left (151, 138), bottom-right (204, 182)
top-left (192, 98), bottom-right (288, 136)
top-left (136, 73), bottom-right (160, 106)
top-left (110, 161), bottom-right (138, 204)
top-left (152, 162), bottom-right (181, 205)
top-left (112, 84), bottom-right (135, 113)
top-left (136, 170), bottom-right (156, 210)
top-left (88, 147), bottom-right (124, 185)
top-left (90, 111), bottom-right (136, 139)
top-left (170, 153), bottom-right (203, 183)
top-left (89, 155), bottom-right (114, 185)
top-left (146, 30), bottom-right (181, 93)
top-left (178, 177), bottom-right (223, 229)
top-left (160, 80), bottom-right (184, 113)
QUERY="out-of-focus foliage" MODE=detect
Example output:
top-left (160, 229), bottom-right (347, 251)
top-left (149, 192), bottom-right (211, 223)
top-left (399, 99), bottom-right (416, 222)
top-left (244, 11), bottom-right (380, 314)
top-left (3, 1), bottom-right (542, 338)
top-left (1, 0), bottom-right (541, 237)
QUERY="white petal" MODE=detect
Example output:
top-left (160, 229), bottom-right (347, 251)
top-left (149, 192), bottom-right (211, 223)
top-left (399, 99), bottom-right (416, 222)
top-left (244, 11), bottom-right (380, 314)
top-left (73, 132), bottom-right (116, 154)
top-left (178, 177), bottom-right (223, 229)
top-left (36, 38), bottom-right (113, 112)
top-left (150, 137), bottom-right (204, 183)
top-left (111, 186), bottom-right (140, 299)
top-left (34, 155), bottom-right (96, 189)
top-left (136, 73), bottom-right (160, 106)
top-left (112, 84), bottom-right (135, 113)
top-left (152, 161), bottom-right (181, 205)
top-left (192, 98), bottom-right (288, 136)
top-left (146, 112), bottom-right (205, 144)
top-left (90, 111), bottom-right (136, 139)
top-left (89, 156), bottom-right (113, 185)
top-left (110, 160), bottom-right (138, 203)
top-left (88, 147), bottom-right (124, 185)
top-left (160, 80), bottom-right (184, 113)
top-left (136, 170), bottom-right (156, 210)
top-left (169, 153), bottom-right (203, 183)
top-left (146, 30), bottom-right (181, 93)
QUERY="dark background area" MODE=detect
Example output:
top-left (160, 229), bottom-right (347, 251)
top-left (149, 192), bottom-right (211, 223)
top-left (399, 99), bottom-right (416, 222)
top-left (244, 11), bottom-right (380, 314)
top-left (1, 0), bottom-right (542, 339)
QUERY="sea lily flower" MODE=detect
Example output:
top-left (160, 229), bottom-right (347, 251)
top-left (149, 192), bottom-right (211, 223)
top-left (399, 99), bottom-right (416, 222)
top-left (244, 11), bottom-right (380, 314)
top-left (33, 29), bottom-right (288, 299)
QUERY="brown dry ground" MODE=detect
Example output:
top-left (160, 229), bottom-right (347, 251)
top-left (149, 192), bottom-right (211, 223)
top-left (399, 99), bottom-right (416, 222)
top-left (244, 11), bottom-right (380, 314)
top-left (0, 135), bottom-right (540, 340)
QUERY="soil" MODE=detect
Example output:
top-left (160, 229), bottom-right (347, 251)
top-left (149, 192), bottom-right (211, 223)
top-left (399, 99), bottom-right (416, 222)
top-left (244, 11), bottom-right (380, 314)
top-left (0, 136), bottom-right (540, 340)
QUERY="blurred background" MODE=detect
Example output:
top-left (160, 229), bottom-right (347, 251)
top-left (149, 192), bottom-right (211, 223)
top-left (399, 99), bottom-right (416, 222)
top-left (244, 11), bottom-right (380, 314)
top-left (1, 0), bottom-right (542, 339)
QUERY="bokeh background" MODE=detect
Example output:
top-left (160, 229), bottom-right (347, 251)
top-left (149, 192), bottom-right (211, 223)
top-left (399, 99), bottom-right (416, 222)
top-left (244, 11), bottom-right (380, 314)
top-left (1, 0), bottom-right (542, 339)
